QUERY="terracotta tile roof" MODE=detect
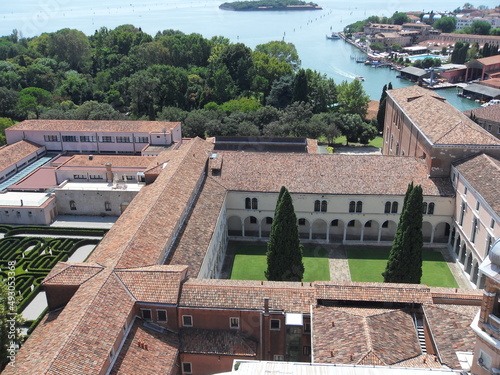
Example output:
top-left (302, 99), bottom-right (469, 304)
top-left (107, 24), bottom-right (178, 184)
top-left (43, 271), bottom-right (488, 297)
top-left (312, 306), bottom-right (421, 365)
top-left (395, 354), bottom-right (443, 369)
top-left (8, 119), bottom-right (181, 133)
top-left (0, 140), bottom-right (43, 171)
top-left (314, 282), bottom-right (434, 304)
top-left (211, 152), bottom-right (453, 196)
top-left (465, 103), bottom-right (500, 124)
top-left (179, 279), bottom-right (315, 313)
top-left (474, 55), bottom-right (500, 67)
top-left (4, 269), bottom-right (136, 374)
top-left (430, 287), bottom-right (483, 303)
top-left (424, 304), bottom-right (478, 369)
top-left (42, 262), bottom-right (104, 286)
top-left (453, 153), bottom-right (500, 214)
top-left (114, 265), bottom-right (188, 304)
top-left (86, 138), bottom-right (213, 269)
top-left (168, 178), bottom-right (227, 277)
top-left (179, 328), bottom-right (257, 356)
top-left (110, 320), bottom-right (179, 375)
top-left (59, 155), bottom-right (156, 168)
top-left (388, 86), bottom-right (500, 146)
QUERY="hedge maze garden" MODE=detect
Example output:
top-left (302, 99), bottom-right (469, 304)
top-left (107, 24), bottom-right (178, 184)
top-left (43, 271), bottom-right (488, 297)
top-left (0, 225), bottom-right (106, 315)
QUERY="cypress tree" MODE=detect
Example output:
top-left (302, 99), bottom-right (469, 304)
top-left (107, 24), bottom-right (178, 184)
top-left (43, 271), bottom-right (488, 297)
top-left (376, 84), bottom-right (388, 132)
top-left (265, 186), bottom-right (304, 281)
top-left (382, 182), bottom-right (424, 284)
top-left (292, 69), bottom-right (308, 104)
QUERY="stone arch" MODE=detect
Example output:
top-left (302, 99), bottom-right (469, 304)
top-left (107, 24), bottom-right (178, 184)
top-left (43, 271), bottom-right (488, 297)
top-left (464, 251), bottom-right (473, 274)
top-left (422, 221), bottom-right (432, 243)
top-left (363, 220), bottom-right (380, 241)
top-left (346, 219), bottom-right (362, 241)
top-left (244, 216), bottom-right (259, 237)
top-left (261, 217), bottom-right (273, 238)
top-left (459, 243), bottom-right (467, 264)
top-left (434, 222), bottom-right (450, 243)
top-left (227, 216), bottom-right (242, 236)
top-left (380, 220), bottom-right (397, 241)
top-left (470, 259), bottom-right (479, 284)
top-left (329, 219), bottom-right (344, 243)
top-left (311, 219), bottom-right (327, 240)
top-left (297, 218), bottom-right (310, 240)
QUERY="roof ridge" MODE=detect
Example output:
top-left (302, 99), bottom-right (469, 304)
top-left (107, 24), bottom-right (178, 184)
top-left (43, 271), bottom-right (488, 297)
top-left (433, 120), bottom-right (463, 144)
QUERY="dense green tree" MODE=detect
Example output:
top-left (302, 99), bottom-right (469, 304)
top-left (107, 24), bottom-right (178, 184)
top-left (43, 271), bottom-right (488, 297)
top-left (376, 84), bottom-right (388, 132)
top-left (451, 41), bottom-right (469, 64)
top-left (1, 278), bottom-right (25, 370)
top-left (255, 40), bottom-right (301, 71)
top-left (218, 43), bottom-right (254, 92)
top-left (16, 87), bottom-right (52, 119)
top-left (128, 70), bottom-right (160, 119)
top-left (382, 182), bottom-right (424, 284)
top-left (305, 69), bottom-right (337, 113)
top-left (0, 118), bottom-right (15, 145)
top-left (433, 16), bottom-right (457, 32)
top-left (335, 113), bottom-right (377, 145)
top-left (391, 12), bottom-right (410, 25)
top-left (47, 28), bottom-right (92, 73)
top-left (293, 69), bottom-right (308, 103)
top-left (310, 112), bottom-right (341, 144)
top-left (265, 186), bottom-right (304, 281)
top-left (337, 79), bottom-right (370, 118)
top-left (0, 88), bottom-right (19, 119)
top-left (57, 71), bottom-right (92, 105)
top-left (471, 20), bottom-right (491, 35)
top-left (267, 75), bottom-right (294, 109)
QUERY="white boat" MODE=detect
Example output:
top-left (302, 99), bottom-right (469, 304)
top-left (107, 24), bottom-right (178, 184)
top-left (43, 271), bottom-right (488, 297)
top-left (355, 76), bottom-right (365, 81)
top-left (326, 32), bottom-right (340, 39)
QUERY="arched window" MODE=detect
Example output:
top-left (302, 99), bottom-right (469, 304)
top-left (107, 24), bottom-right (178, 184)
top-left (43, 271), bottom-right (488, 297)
top-left (314, 200), bottom-right (320, 212)
top-left (384, 201), bottom-right (391, 213)
top-left (321, 200), bottom-right (327, 212)
top-left (348, 220), bottom-right (355, 227)
top-left (382, 221), bottom-right (389, 228)
top-left (391, 202), bottom-right (398, 214)
top-left (252, 198), bottom-right (258, 210)
top-left (250, 216), bottom-right (257, 224)
top-left (70, 200), bottom-right (76, 211)
top-left (365, 220), bottom-right (372, 227)
top-left (428, 202), bottom-right (435, 215)
top-left (245, 197), bottom-right (251, 209)
top-left (395, 142), bottom-right (400, 155)
top-left (331, 219), bottom-right (339, 227)
top-left (349, 201), bottom-right (356, 213)
top-left (105, 202), bottom-right (111, 211)
top-left (356, 201), bottom-right (362, 213)
top-left (422, 202), bottom-right (427, 214)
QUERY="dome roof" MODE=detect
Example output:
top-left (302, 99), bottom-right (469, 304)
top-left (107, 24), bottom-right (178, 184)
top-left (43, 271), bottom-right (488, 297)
top-left (489, 238), bottom-right (500, 266)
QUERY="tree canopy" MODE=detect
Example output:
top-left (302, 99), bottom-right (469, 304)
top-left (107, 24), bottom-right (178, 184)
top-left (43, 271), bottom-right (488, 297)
top-left (382, 182), bottom-right (424, 284)
top-left (265, 186), bottom-right (304, 281)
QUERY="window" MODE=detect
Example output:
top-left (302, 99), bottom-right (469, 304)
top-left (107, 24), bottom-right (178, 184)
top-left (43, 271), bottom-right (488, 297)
top-left (80, 135), bottom-right (96, 142)
top-left (303, 346), bottom-right (311, 355)
top-left (122, 175), bottom-right (134, 181)
top-left (391, 202), bottom-right (398, 214)
top-left (245, 197), bottom-right (251, 209)
top-left (364, 220), bottom-right (372, 228)
top-left (70, 200), bottom-right (76, 211)
top-left (273, 355), bottom-right (284, 361)
top-left (230, 317), bottom-right (239, 329)
top-left (348, 220), bottom-right (355, 227)
top-left (321, 200), bottom-right (327, 212)
top-left (422, 202), bottom-right (428, 214)
top-left (270, 319), bottom-right (280, 330)
top-left (182, 362), bottom-right (192, 374)
top-left (356, 201), bottom-right (362, 213)
top-left (476, 201), bottom-right (480, 211)
top-left (303, 322), bottom-right (311, 333)
top-left (89, 175), bottom-right (103, 180)
top-left (459, 201), bottom-right (466, 226)
top-left (62, 135), bottom-right (78, 142)
top-left (349, 201), bottom-right (356, 213)
top-left (249, 216), bottom-right (257, 224)
top-left (478, 350), bottom-right (492, 371)
top-left (252, 198), bottom-right (258, 210)
top-left (298, 218), bottom-right (306, 226)
top-left (141, 309), bottom-right (152, 320)
top-left (427, 202), bottom-right (434, 215)
top-left (105, 202), bottom-right (111, 212)
top-left (44, 135), bottom-right (59, 142)
top-left (464, 187), bottom-right (468, 195)
top-left (471, 217), bottom-right (478, 244)
top-left (486, 235), bottom-right (493, 256)
top-left (330, 219), bottom-right (338, 227)
top-left (491, 219), bottom-right (495, 229)
top-left (135, 136), bottom-right (149, 143)
top-left (314, 200), bottom-right (320, 212)
top-left (182, 315), bottom-right (193, 327)
top-left (157, 310), bottom-right (167, 322)
top-left (266, 217), bottom-right (273, 224)
top-left (382, 221), bottom-right (389, 228)
top-left (73, 174), bottom-right (86, 180)
top-left (100, 136), bottom-right (114, 143)
top-left (116, 136), bottom-right (132, 143)
top-left (384, 201), bottom-right (391, 213)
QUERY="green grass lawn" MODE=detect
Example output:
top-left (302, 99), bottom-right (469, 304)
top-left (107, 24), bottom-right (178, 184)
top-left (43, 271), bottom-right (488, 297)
top-left (230, 244), bottom-right (330, 282)
top-left (347, 248), bottom-right (459, 288)
top-left (329, 136), bottom-right (383, 149)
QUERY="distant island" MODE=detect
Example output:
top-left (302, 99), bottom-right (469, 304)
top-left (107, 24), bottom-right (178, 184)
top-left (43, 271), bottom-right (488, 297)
top-left (219, 0), bottom-right (322, 11)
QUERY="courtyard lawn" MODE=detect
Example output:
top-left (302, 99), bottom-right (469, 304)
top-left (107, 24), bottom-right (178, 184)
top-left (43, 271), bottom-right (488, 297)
top-left (230, 244), bottom-right (330, 282)
top-left (347, 248), bottom-right (459, 288)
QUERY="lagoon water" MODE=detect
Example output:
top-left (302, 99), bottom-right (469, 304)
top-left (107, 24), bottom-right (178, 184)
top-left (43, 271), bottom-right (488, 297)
top-left (1, 0), bottom-right (491, 108)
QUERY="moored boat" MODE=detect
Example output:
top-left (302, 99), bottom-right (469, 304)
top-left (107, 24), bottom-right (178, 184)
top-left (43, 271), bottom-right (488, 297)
top-left (326, 32), bottom-right (340, 39)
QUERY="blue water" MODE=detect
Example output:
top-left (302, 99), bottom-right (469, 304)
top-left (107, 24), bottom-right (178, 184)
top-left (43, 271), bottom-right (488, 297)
top-left (0, 0), bottom-right (487, 109)
top-left (409, 54), bottom-right (442, 61)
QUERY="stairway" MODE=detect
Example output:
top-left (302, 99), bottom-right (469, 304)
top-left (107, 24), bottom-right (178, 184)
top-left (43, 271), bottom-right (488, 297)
top-left (415, 317), bottom-right (427, 354)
